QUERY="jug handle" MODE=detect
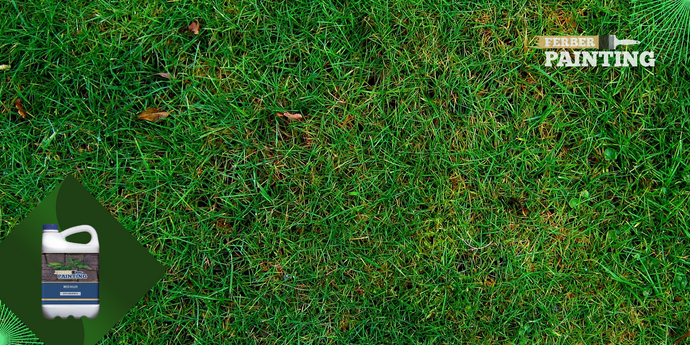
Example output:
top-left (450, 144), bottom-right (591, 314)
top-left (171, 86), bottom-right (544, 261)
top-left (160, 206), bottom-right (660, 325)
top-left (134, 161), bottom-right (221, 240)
top-left (60, 225), bottom-right (99, 247)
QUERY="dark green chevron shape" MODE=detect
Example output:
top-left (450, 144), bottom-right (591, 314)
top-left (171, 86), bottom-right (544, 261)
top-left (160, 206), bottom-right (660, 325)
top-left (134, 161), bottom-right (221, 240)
top-left (0, 176), bottom-right (165, 345)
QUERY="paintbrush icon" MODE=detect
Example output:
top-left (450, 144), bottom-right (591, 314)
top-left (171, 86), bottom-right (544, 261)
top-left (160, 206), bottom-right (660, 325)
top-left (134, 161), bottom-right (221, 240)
top-left (537, 35), bottom-right (640, 49)
top-left (599, 35), bottom-right (640, 50)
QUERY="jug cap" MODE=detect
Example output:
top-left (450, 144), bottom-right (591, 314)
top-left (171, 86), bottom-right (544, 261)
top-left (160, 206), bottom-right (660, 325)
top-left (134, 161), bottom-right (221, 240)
top-left (43, 224), bottom-right (59, 231)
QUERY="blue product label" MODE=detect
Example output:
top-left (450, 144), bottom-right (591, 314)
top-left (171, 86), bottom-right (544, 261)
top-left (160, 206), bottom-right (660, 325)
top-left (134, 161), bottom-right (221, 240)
top-left (42, 253), bottom-right (99, 305)
top-left (41, 283), bottom-right (99, 304)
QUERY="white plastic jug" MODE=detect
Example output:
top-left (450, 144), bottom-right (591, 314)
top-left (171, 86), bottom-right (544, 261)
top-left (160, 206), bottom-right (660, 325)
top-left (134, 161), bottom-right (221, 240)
top-left (42, 224), bottom-right (100, 319)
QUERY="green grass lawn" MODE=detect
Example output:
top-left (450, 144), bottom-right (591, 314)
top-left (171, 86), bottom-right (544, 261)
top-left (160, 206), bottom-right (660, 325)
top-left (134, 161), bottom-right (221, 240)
top-left (1, 0), bottom-right (689, 343)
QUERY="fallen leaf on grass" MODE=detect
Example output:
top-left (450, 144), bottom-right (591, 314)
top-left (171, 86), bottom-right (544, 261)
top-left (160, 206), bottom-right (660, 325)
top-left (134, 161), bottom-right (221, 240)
top-left (15, 98), bottom-right (27, 118)
top-left (189, 20), bottom-right (200, 35)
top-left (276, 112), bottom-right (303, 120)
top-left (155, 72), bottom-right (171, 79)
top-left (0, 64), bottom-right (10, 70)
top-left (506, 197), bottom-right (528, 216)
top-left (137, 107), bottom-right (169, 122)
top-left (674, 329), bottom-right (690, 344)
top-left (178, 20), bottom-right (200, 35)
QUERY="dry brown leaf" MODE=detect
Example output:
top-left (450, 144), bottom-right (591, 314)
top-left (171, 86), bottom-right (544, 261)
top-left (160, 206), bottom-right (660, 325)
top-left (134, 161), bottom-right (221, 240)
top-left (675, 330), bottom-right (690, 344)
top-left (189, 20), bottom-right (200, 35)
top-left (15, 98), bottom-right (27, 118)
top-left (156, 72), bottom-right (171, 79)
top-left (137, 107), bottom-right (169, 122)
top-left (276, 112), bottom-right (303, 121)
